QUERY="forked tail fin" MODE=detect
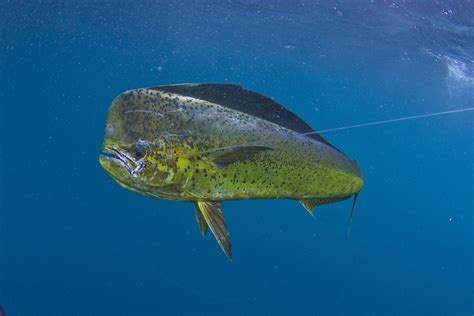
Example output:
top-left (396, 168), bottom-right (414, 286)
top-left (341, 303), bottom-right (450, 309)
top-left (347, 192), bottom-right (360, 239)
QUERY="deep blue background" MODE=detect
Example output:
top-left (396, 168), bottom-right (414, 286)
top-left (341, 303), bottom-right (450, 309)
top-left (1, 1), bottom-right (473, 315)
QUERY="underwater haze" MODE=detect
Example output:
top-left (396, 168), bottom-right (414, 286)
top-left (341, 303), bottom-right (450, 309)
top-left (1, 1), bottom-right (473, 315)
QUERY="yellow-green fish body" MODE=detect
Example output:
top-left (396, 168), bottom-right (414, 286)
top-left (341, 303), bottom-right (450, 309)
top-left (99, 84), bottom-right (363, 258)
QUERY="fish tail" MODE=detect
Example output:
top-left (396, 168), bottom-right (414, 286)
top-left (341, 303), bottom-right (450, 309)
top-left (347, 191), bottom-right (360, 239)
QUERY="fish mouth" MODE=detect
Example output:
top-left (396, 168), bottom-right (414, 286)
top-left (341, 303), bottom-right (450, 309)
top-left (99, 146), bottom-right (142, 176)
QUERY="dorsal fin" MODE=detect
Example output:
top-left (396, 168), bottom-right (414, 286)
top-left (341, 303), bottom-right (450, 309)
top-left (150, 83), bottom-right (340, 152)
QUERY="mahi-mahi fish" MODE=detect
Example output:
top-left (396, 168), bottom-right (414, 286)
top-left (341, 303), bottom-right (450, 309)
top-left (99, 84), bottom-right (363, 258)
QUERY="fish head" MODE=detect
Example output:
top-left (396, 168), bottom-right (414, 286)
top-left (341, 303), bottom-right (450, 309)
top-left (99, 91), bottom-right (183, 195)
top-left (99, 139), bottom-right (180, 190)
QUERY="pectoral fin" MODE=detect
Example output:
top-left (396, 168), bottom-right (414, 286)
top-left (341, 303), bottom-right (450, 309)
top-left (194, 203), bottom-right (208, 236)
top-left (196, 201), bottom-right (231, 259)
top-left (207, 145), bottom-right (272, 169)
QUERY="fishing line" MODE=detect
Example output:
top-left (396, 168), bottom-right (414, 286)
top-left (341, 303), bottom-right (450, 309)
top-left (308, 107), bottom-right (474, 135)
top-left (203, 107), bottom-right (474, 154)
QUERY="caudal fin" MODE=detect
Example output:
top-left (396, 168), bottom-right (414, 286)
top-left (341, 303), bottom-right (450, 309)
top-left (347, 192), bottom-right (360, 239)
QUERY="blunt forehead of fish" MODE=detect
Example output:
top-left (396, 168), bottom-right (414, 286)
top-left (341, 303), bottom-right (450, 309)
top-left (105, 90), bottom-right (170, 143)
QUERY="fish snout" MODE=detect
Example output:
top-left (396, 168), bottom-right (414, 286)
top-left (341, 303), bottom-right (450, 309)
top-left (99, 145), bottom-right (138, 179)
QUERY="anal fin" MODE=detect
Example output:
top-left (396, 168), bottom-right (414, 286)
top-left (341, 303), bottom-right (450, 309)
top-left (299, 199), bottom-right (318, 217)
top-left (299, 196), bottom-right (352, 217)
top-left (196, 201), bottom-right (231, 259)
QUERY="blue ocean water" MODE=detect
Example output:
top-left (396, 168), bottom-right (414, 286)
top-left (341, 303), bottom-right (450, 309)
top-left (1, 1), bottom-right (473, 315)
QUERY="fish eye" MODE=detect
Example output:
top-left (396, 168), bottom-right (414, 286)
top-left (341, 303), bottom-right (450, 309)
top-left (131, 144), bottom-right (147, 159)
